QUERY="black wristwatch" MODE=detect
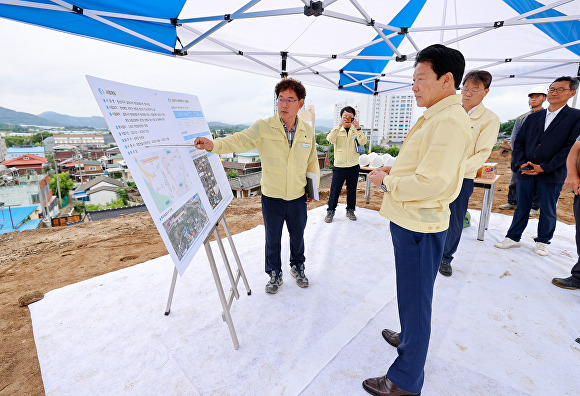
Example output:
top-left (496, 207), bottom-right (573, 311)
top-left (380, 181), bottom-right (388, 193)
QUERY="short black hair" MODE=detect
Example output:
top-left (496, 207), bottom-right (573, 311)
top-left (463, 70), bottom-right (492, 89)
top-left (275, 78), bottom-right (306, 100)
top-left (414, 44), bottom-right (465, 90)
top-left (340, 106), bottom-right (356, 117)
top-left (552, 76), bottom-right (579, 91)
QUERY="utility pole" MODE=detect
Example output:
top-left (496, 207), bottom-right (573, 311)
top-left (54, 155), bottom-right (62, 208)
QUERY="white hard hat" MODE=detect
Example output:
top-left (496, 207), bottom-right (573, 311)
top-left (528, 86), bottom-right (547, 96)
top-left (359, 154), bottom-right (370, 167)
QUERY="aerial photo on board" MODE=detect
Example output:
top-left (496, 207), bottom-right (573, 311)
top-left (162, 194), bottom-right (209, 260)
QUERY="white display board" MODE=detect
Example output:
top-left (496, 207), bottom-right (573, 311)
top-left (87, 76), bottom-right (233, 275)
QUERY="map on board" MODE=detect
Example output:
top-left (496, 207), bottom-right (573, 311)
top-left (87, 76), bottom-right (233, 275)
top-left (136, 148), bottom-right (192, 212)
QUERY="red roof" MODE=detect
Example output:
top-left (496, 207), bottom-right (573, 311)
top-left (64, 160), bottom-right (83, 168)
top-left (4, 153), bottom-right (47, 166)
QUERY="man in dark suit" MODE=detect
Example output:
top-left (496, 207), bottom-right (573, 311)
top-left (495, 76), bottom-right (580, 256)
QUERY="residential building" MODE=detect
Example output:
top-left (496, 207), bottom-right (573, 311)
top-left (103, 159), bottom-right (132, 180)
top-left (73, 175), bottom-right (124, 205)
top-left (0, 205), bottom-right (43, 234)
top-left (298, 105), bottom-right (316, 129)
top-left (385, 93), bottom-right (414, 145)
top-left (3, 154), bottom-right (48, 176)
top-left (221, 160), bottom-right (261, 176)
top-left (5, 145), bottom-right (45, 161)
top-left (0, 173), bottom-right (58, 220)
top-left (228, 172), bottom-right (262, 198)
top-left (53, 134), bottom-right (105, 146)
top-left (53, 145), bottom-right (78, 162)
top-left (79, 160), bottom-right (104, 182)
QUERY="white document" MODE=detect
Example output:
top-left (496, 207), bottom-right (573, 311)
top-left (86, 76), bottom-right (233, 275)
top-left (305, 172), bottom-right (319, 201)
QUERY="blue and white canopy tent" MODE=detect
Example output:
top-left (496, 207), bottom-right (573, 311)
top-left (0, 0), bottom-right (579, 95)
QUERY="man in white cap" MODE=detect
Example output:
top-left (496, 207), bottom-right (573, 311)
top-left (499, 86), bottom-right (547, 215)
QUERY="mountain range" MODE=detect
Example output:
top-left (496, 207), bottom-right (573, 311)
top-left (0, 106), bottom-right (108, 128)
top-left (0, 106), bottom-right (336, 132)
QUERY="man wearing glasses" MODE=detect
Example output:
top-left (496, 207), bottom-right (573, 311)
top-left (438, 70), bottom-right (500, 277)
top-left (194, 78), bottom-right (320, 293)
top-left (495, 76), bottom-right (580, 256)
top-left (499, 86), bottom-right (547, 215)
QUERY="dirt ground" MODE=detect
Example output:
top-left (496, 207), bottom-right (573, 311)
top-left (0, 150), bottom-right (575, 395)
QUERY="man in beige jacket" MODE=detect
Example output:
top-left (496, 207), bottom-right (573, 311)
top-left (194, 79), bottom-right (320, 294)
top-left (439, 70), bottom-right (500, 277)
top-left (363, 44), bottom-right (472, 396)
top-left (325, 105), bottom-right (367, 222)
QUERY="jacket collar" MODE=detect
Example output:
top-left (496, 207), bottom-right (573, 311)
top-left (469, 102), bottom-right (487, 120)
top-left (270, 113), bottom-right (306, 133)
top-left (423, 94), bottom-right (462, 120)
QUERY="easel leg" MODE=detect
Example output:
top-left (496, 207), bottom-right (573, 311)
top-left (164, 267), bottom-right (178, 315)
top-left (213, 225), bottom-right (240, 301)
top-left (204, 240), bottom-right (240, 350)
top-left (221, 216), bottom-right (252, 296)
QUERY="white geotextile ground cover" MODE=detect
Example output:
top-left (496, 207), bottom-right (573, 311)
top-left (29, 205), bottom-right (580, 395)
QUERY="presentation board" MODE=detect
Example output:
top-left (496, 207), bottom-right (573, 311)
top-left (87, 76), bottom-right (233, 275)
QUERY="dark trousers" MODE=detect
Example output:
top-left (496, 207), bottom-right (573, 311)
top-left (572, 194), bottom-right (580, 280)
top-left (507, 170), bottom-right (540, 209)
top-left (442, 178), bottom-right (474, 264)
top-left (327, 165), bottom-right (360, 211)
top-left (261, 194), bottom-right (307, 274)
top-left (387, 222), bottom-right (447, 394)
top-left (506, 178), bottom-right (562, 244)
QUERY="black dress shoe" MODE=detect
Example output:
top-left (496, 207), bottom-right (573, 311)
top-left (362, 375), bottom-right (420, 395)
top-left (439, 261), bottom-right (452, 277)
top-left (552, 276), bottom-right (580, 290)
top-left (381, 329), bottom-right (401, 348)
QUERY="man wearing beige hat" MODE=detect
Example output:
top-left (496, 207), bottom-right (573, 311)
top-left (499, 86), bottom-right (547, 215)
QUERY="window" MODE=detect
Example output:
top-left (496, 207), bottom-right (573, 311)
top-left (31, 194), bottom-right (40, 203)
top-left (89, 166), bottom-right (97, 171)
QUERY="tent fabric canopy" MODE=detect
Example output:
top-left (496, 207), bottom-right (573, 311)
top-left (0, 0), bottom-right (579, 94)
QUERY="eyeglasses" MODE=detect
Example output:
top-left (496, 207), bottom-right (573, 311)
top-left (548, 87), bottom-right (571, 93)
top-left (277, 97), bottom-right (299, 104)
top-left (461, 87), bottom-right (485, 94)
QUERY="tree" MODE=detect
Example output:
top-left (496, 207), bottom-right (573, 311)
top-left (226, 169), bottom-right (239, 179)
top-left (499, 119), bottom-right (516, 135)
top-left (73, 200), bottom-right (86, 215)
top-left (50, 172), bottom-right (74, 199)
top-left (385, 146), bottom-right (400, 157)
top-left (371, 145), bottom-right (388, 154)
top-left (31, 132), bottom-right (52, 145)
top-left (116, 187), bottom-right (129, 206)
top-left (315, 133), bottom-right (329, 145)
top-left (328, 145), bottom-right (334, 167)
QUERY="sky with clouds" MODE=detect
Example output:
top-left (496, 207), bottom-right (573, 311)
top-left (0, 17), bottom-right (574, 127)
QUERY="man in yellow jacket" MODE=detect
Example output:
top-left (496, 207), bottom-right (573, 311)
top-left (439, 70), bottom-right (500, 277)
top-left (364, 44), bottom-right (472, 396)
top-left (325, 106), bottom-right (367, 222)
top-left (194, 79), bottom-right (320, 294)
